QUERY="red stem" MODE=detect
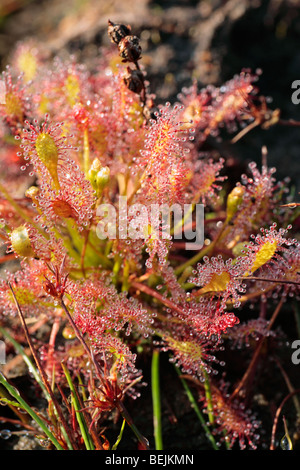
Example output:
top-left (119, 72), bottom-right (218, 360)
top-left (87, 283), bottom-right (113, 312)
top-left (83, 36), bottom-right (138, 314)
top-left (230, 298), bottom-right (284, 401)
top-left (131, 280), bottom-right (187, 317)
top-left (270, 389), bottom-right (300, 450)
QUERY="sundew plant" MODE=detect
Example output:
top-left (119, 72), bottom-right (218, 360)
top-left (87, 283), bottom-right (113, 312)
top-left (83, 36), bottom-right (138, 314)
top-left (0, 20), bottom-right (299, 451)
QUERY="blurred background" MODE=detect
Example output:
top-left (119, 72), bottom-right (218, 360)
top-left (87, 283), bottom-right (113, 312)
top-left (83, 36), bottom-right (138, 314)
top-left (0, 0), bottom-right (300, 192)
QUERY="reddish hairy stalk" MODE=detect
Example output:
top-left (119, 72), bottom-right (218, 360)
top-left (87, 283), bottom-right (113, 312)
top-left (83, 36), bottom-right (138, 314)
top-left (237, 276), bottom-right (300, 286)
top-left (270, 389), bottom-right (300, 450)
top-left (60, 298), bottom-right (149, 450)
top-left (131, 280), bottom-right (187, 317)
top-left (8, 282), bottom-right (79, 450)
top-left (60, 299), bottom-right (101, 375)
top-left (278, 118), bottom-right (300, 127)
top-left (230, 298), bottom-right (284, 401)
top-left (0, 253), bottom-right (18, 264)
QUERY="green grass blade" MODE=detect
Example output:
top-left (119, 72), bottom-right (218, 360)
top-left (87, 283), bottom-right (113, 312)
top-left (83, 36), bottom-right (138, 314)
top-left (174, 365), bottom-right (219, 450)
top-left (61, 362), bottom-right (94, 450)
top-left (151, 349), bottom-right (163, 450)
top-left (0, 371), bottom-right (64, 450)
top-left (111, 419), bottom-right (126, 450)
top-left (0, 326), bottom-right (49, 399)
top-left (0, 326), bottom-right (76, 450)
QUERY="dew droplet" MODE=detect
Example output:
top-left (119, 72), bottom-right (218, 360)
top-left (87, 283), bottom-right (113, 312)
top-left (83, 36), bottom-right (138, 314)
top-left (0, 429), bottom-right (12, 440)
top-left (280, 434), bottom-right (293, 450)
top-left (36, 435), bottom-right (51, 448)
top-left (280, 417), bottom-right (293, 450)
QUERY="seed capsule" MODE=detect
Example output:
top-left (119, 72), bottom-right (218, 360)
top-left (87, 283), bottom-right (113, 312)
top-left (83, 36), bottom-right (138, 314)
top-left (107, 20), bottom-right (131, 45)
top-left (123, 67), bottom-right (144, 94)
top-left (118, 35), bottom-right (142, 63)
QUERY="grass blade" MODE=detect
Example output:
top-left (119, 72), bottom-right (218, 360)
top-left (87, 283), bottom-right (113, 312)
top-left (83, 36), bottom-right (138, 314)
top-left (0, 371), bottom-right (64, 450)
top-left (111, 418), bottom-right (126, 450)
top-left (151, 349), bottom-right (163, 450)
top-left (61, 362), bottom-right (94, 450)
top-left (0, 326), bottom-right (49, 399)
top-left (174, 365), bottom-right (219, 450)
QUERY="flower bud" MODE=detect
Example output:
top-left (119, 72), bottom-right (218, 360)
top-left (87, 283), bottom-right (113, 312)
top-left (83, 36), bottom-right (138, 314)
top-left (96, 166), bottom-right (110, 189)
top-left (87, 158), bottom-right (101, 188)
top-left (89, 157), bottom-right (102, 172)
top-left (226, 185), bottom-right (245, 221)
top-left (10, 225), bottom-right (33, 258)
top-left (62, 324), bottom-right (76, 340)
top-left (87, 159), bottom-right (110, 194)
top-left (25, 186), bottom-right (39, 200)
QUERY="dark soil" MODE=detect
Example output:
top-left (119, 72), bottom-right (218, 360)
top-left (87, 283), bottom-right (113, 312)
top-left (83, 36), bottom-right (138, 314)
top-left (2, 0), bottom-right (299, 187)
